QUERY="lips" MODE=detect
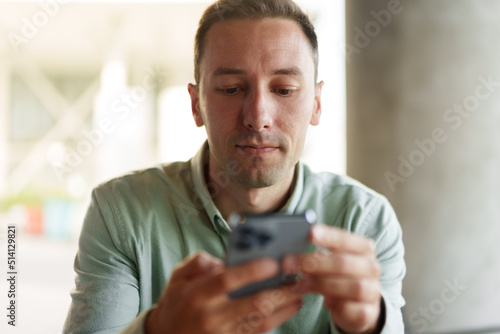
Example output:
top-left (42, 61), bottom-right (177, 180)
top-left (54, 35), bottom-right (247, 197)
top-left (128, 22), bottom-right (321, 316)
top-left (236, 144), bottom-right (278, 149)
top-left (231, 134), bottom-right (286, 157)
top-left (236, 140), bottom-right (278, 148)
top-left (236, 144), bottom-right (279, 155)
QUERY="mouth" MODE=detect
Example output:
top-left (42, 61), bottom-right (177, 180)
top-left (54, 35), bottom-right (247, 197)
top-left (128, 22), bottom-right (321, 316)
top-left (235, 143), bottom-right (279, 155)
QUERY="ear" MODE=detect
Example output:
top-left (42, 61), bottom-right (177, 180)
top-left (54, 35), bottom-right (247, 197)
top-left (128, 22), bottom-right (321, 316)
top-left (310, 81), bottom-right (324, 126)
top-left (188, 83), bottom-right (204, 127)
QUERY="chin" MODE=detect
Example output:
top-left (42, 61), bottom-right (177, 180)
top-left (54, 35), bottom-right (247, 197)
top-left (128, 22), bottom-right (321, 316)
top-left (233, 166), bottom-right (288, 189)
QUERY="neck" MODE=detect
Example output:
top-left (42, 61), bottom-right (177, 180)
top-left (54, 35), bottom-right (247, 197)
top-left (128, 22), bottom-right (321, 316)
top-left (206, 157), bottom-right (297, 221)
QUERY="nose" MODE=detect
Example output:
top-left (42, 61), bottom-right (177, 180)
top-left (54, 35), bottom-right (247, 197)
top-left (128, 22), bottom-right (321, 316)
top-left (242, 87), bottom-right (273, 131)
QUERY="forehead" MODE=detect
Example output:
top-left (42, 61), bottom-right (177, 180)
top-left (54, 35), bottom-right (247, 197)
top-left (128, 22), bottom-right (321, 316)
top-left (201, 18), bottom-right (315, 78)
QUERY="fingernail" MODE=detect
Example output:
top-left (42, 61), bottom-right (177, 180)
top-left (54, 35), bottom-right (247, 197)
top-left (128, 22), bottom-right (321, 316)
top-left (261, 258), bottom-right (278, 273)
top-left (311, 224), bottom-right (323, 239)
top-left (283, 256), bottom-right (297, 272)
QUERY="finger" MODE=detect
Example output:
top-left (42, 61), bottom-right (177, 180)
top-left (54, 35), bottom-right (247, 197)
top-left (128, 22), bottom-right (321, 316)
top-left (194, 282), bottom-right (303, 333)
top-left (170, 251), bottom-right (224, 281)
top-left (297, 276), bottom-right (381, 303)
top-left (326, 299), bottom-right (381, 333)
top-left (222, 284), bottom-right (304, 319)
top-left (191, 257), bottom-right (279, 301)
top-left (174, 257), bottom-right (280, 315)
top-left (254, 298), bottom-right (303, 333)
top-left (242, 285), bottom-right (304, 316)
top-left (223, 294), bottom-right (303, 333)
top-left (283, 252), bottom-right (381, 278)
top-left (311, 224), bottom-right (376, 255)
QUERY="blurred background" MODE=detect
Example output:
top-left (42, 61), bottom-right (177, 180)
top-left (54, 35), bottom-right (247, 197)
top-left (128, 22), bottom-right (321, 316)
top-left (346, 1), bottom-right (500, 333)
top-left (0, 0), bottom-right (343, 333)
top-left (0, 0), bottom-right (499, 333)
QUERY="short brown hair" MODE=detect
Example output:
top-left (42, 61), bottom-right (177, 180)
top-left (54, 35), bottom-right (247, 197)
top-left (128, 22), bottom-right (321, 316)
top-left (194, 0), bottom-right (319, 85)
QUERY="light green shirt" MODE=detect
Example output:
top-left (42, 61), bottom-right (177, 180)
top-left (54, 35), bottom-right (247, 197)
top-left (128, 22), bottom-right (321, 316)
top-left (64, 143), bottom-right (405, 333)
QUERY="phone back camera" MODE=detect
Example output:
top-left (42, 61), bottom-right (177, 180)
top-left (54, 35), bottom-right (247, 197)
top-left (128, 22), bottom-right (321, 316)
top-left (257, 232), bottom-right (273, 246)
top-left (235, 226), bottom-right (274, 250)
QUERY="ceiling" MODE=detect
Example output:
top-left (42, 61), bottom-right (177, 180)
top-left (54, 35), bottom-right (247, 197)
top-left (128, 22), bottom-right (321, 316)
top-left (0, 2), bottom-right (209, 84)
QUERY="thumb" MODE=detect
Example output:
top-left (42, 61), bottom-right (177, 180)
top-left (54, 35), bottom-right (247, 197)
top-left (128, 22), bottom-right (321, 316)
top-left (170, 251), bottom-right (224, 282)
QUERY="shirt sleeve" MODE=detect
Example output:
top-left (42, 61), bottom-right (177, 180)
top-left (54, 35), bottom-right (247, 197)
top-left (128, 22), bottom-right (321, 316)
top-left (370, 197), bottom-right (406, 333)
top-left (63, 188), bottom-right (148, 334)
top-left (330, 195), bottom-right (406, 333)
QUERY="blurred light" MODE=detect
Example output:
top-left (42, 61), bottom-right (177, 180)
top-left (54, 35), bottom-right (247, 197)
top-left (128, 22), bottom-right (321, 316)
top-left (7, 204), bottom-right (29, 229)
top-left (66, 172), bottom-right (87, 199)
top-left (158, 86), bottom-right (207, 162)
top-left (100, 60), bottom-right (127, 91)
top-left (46, 141), bottom-right (67, 164)
top-left (0, 0), bottom-right (215, 3)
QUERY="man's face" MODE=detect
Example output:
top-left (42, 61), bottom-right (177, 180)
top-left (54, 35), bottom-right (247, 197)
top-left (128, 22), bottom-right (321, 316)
top-left (189, 18), bottom-right (322, 188)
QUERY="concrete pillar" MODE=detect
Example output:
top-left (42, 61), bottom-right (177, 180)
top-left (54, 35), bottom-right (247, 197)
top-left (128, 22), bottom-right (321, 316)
top-left (346, 1), bottom-right (500, 332)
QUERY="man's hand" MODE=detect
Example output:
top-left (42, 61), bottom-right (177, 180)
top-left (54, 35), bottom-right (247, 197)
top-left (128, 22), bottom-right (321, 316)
top-left (283, 225), bottom-right (383, 334)
top-left (146, 251), bottom-right (304, 334)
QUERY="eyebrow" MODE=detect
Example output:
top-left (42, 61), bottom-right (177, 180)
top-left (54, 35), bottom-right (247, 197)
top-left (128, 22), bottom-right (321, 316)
top-left (212, 67), bottom-right (303, 77)
top-left (271, 67), bottom-right (303, 76)
top-left (213, 67), bottom-right (246, 76)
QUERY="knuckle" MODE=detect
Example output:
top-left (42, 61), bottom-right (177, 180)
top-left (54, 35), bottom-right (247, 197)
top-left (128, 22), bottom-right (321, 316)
top-left (170, 265), bottom-right (183, 281)
top-left (303, 256), bottom-right (319, 272)
top-left (352, 280), bottom-right (381, 302)
top-left (333, 255), bottom-right (348, 272)
top-left (357, 306), bottom-right (369, 324)
top-left (372, 281), bottom-right (382, 301)
top-left (181, 252), bottom-right (205, 274)
top-left (191, 250), bottom-right (204, 262)
top-left (353, 280), bottom-right (366, 300)
top-left (198, 312), bottom-right (215, 332)
top-left (315, 249), bottom-right (330, 262)
top-left (331, 235), bottom-right (343, 249)
top-left (372, 260), bottom-right (382, 277)
top-left (176, 283), bottom-right (190, 300)
top-left (336, 302), bottom-right (350, 318)
top-left (356, 305), bottom-right (373, 325)
top-left (259, 318), bottom-right (275, 332)
top-left (191, 255), bottom-right (204, 271)
top-left (184, 288), bottom-right (202, 307)
top-left (216, 272), bottom-right (232, 291)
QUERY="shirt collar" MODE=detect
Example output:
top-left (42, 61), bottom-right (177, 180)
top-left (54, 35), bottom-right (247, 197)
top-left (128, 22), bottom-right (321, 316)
top-left (281, 162), bottom-right (304, 214)
top-left (190, 141), bottom-right (230, 236)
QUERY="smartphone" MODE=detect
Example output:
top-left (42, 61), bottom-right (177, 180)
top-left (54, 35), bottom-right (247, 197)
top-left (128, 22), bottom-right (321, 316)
top-left (225, 209), bottom-right (316, 298)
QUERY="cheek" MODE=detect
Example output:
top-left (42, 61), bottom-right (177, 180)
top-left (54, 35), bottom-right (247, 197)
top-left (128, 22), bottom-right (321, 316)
top-left (205, 109), bottom-right (234, 131)
top-left (203, 108), bottom-right (236, 143)
top-left (200, 97), bottom-right (223, 127)
top-left (280, 100), bottom-right (314, 130)
top-left (280, 105), bottom-right (313, 150)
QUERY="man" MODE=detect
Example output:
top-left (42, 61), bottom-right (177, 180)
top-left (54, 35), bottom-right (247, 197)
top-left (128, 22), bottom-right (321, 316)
top-left (64, 0), bottom-right (405, 333)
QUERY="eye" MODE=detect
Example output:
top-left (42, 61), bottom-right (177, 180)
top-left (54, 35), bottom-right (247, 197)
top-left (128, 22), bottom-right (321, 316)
top-left (272, 88), bottom-right (295, 96)
top-left (218, 87), bottom-right (241, 95)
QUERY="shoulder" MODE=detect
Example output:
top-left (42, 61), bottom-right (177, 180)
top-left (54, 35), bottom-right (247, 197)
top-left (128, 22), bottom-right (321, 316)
top-left (83, 161), bottom-right (197, 256)
top-left (89, 161), bottom-right (195, 232)
top-left (302, 164), bottom-right (386, 207)
top-left (299, 164), bottom-right (395, 235)
top-left (94, 161), bottom-right (192, 203)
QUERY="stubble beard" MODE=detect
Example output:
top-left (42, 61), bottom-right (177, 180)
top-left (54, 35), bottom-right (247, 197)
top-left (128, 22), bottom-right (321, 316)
top-left (231, 154), bottom-right (291, 188)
